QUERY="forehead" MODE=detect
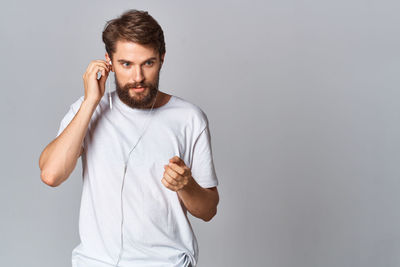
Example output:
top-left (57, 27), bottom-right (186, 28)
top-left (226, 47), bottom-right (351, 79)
top-left (113, 40), bottom-right (158, 61)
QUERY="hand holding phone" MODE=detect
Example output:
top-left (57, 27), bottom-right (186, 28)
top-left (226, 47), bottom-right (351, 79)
top-left (82, 60), bottom-right (112, 105)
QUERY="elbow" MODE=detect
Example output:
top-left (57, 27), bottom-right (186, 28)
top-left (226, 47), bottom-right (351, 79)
top-left (39, 151), bottom-right (57, 187)
top-left (40, 169), bottom-right (61, 187)
top-left (203, 193), bottom-right (219, 222)
top-left (203, 207), bottom-right (217, 222)
top-left (203, 191), bottom-right (219, 222)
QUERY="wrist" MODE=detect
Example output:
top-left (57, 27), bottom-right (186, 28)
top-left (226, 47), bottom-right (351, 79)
top-left (82, 98), bottom-right (100, 109)
top-left (180, 175), bottom-right (197, 193)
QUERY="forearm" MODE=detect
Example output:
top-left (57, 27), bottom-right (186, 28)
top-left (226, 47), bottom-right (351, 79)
top-left (177, 177), bottom-right (219, 221)
top-left (39, 99), bottom-right (98, 186)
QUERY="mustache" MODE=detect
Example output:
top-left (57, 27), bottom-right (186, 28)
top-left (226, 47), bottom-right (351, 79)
top-left (123, 82), bottom-right (149, 89)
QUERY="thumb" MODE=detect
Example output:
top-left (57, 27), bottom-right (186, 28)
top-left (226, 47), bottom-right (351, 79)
top-left (169, 156), bottom-right (185, 166)
top-left (99, 70), bottom-right (109, 92)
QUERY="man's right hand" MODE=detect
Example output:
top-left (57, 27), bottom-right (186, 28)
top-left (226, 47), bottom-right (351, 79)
top-left (82, 60), bottom-right (112, 104)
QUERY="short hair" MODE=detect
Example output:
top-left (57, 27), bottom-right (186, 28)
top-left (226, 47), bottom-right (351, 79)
top-left (102, 9), bottom-right (166, 60)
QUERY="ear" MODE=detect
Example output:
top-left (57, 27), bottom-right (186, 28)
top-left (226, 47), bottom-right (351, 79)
top-left (160, 53), bottom-right (165, 65)
top-left (105, 52), bottom-right (113, 72)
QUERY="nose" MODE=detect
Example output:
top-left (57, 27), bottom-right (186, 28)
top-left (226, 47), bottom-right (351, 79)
top-left (133, 66), bottom-right (144, 84)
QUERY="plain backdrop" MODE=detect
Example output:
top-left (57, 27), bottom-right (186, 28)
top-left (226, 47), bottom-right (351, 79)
top-left (1, 0), bottom-right (400, 266)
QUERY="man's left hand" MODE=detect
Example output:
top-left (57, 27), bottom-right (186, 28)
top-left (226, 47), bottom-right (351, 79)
top-left (162, 156), bottom-right (193, 192)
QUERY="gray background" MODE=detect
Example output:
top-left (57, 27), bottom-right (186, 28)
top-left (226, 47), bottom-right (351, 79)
top-left (1, 0), bottom-right (400, 266)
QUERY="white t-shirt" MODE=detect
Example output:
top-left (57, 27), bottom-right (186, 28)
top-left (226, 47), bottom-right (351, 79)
top-left (56, 90), bottom-right (219, 267)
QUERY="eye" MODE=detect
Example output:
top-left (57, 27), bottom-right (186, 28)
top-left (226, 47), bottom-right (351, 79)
top-left (144, 60), bottom-right (154, 66)
top-left (122, 62), bottom-right (130, 67)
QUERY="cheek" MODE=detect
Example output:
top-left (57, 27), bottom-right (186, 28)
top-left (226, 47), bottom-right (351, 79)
top-left (144, 68), bottom-right (160, 79)
top-left (115, 70), bottom-right (131, 83)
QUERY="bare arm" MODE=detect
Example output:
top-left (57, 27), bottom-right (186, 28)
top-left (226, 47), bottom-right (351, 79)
top-left (162, 156), bottom-right (220, 222)
top-left (178, 183), bottom-right (219, 222)
top-left (39, 99), bottom-right (98, 187)
top-left (39, 59), bottom-right (112, 187)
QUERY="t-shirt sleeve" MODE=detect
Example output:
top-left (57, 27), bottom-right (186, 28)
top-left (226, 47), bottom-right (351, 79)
top-left (56, 96), bottom-right (85, 148)
top-left (190, 124), bottom-right (219, 188)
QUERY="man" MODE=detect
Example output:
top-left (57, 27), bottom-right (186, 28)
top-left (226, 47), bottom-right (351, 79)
top-left (38, 9), bottom-right (219, 267)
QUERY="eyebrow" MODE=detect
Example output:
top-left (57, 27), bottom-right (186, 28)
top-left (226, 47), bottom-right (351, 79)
top-left (117, 57), bottom-right (157, 64)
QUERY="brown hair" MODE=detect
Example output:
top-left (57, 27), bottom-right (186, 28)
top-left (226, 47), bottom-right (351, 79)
top-left (102, 9), bottom-right (165, 61)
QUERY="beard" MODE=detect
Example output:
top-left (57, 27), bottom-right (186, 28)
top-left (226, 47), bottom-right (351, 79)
top-left (115, 70), bottom-right (160, 109)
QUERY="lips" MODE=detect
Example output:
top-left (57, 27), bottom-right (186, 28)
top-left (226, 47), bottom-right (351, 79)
top-left (130, 87), bottom-right (146, 93)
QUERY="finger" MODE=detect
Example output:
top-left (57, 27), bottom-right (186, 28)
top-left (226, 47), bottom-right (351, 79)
top-left (94, 59), bottom-right (110, 66)
top-left (87, 65), bottom-right (107, 79)
top-left (97, 66), bottom-right (109, 77)
top-left (168, 162), bottom-right (185, 175)
top-left (94, 66), bottom-right (108, 79)
top-left (88, 61), bottom-right (108, 72)
top-left (99, 68), bottom-right (109, 85)
top-left (161, 177), bottom-right (177, 191)
top-left (95, 60), bottom-right (112, 71)
top-left (89, 61), bottom-right (110, 74)
top-left (163, 172), bottom-right (179, 185)
top-left (164, 165), bottom-right (180, 180)
top-left (169, 156), bottom-right (185, 166)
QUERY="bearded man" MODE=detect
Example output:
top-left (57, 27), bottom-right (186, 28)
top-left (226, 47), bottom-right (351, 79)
top-left (39, 9), bottom-right (219, 267)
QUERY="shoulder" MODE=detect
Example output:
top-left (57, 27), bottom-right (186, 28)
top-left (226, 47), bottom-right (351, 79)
top-left (171, 95), bottom-right (209, 130)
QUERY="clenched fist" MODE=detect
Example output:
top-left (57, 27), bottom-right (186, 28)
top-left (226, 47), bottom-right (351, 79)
top-left (162, 156), bottom-right (193, 192)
